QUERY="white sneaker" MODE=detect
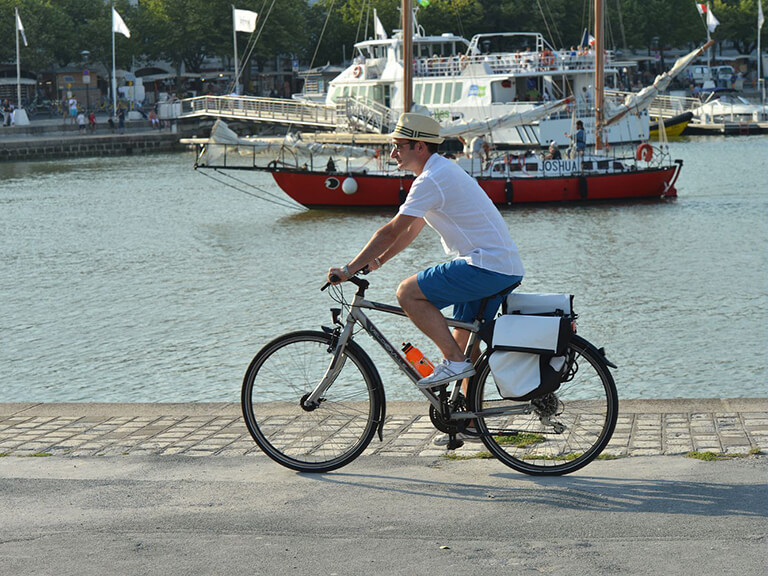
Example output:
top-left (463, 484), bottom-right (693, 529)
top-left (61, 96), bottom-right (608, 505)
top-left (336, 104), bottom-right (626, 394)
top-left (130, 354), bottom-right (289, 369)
top-left (417, 359), bottom-right (475, 390)
top-left (433, 432), bottom-right (482, 446)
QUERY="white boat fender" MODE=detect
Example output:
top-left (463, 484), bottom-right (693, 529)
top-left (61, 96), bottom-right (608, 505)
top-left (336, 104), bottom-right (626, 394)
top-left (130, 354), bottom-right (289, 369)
top-left (342, 177), bottom-right (358, 195)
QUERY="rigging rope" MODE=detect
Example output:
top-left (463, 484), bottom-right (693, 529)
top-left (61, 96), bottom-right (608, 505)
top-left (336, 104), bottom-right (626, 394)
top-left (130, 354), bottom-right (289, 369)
top-left (535, 0), bottom-right (560, 52)
top-left (309, 0), bottom-right (337, 71)
top-left (195, 167), bottom-right (307, 212)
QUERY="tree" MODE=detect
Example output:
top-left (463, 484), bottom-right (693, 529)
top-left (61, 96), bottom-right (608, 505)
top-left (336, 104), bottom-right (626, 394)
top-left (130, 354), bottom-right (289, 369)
top-left (712, 0), bottom-right (763, 54)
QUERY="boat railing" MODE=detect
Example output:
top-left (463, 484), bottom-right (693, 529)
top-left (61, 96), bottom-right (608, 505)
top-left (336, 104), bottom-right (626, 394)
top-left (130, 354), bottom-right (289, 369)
top-left (608, 90), bottom-right (700, 119)
top-left (180, 95), bottom-right (337, 128)
top-left (412, 51), bottom-right (611, 78)
top-left (338, 97), bottom-right (397, 134)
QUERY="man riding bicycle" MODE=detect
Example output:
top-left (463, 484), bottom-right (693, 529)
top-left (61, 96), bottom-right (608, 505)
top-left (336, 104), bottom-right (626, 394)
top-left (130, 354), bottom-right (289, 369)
top-left (328, 113), bottom-right (524, 391)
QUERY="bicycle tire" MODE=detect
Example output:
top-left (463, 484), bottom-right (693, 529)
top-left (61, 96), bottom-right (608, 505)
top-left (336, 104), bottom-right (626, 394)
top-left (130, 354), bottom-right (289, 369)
top-left (468, 334), bottom-right (618, 476)
top-left (242, 330), bottom-right (382, 473)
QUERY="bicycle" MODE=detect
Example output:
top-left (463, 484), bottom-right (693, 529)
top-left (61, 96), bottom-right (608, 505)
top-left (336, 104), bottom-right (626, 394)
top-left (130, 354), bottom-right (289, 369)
top-left (242, 274), bottom-right (618, 475)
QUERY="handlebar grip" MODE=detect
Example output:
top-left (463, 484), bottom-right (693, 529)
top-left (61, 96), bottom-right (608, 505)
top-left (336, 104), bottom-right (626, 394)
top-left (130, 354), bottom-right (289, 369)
top-left (321, 268), bottom-right (370, 291)
top-left (321, 273), bottom-right (341, 291)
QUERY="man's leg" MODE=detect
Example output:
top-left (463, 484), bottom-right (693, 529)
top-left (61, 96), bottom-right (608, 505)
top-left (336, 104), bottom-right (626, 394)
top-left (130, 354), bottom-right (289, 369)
top-left (397, 275), bottom-right (465, 362)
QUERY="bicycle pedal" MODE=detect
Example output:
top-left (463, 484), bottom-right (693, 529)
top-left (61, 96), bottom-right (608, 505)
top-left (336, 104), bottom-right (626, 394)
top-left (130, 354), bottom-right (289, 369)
top-left (447, 439), bottom-right (464, 450)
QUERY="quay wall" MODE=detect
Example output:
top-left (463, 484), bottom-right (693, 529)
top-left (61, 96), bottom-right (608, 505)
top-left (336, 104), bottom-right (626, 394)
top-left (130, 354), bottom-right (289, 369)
top-left (0, 132), bottom-right (185, 162)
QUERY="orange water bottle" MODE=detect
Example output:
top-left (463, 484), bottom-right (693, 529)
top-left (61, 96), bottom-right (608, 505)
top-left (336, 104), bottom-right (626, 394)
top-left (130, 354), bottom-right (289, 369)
top-left (402, 342), bottom-right (434, 377)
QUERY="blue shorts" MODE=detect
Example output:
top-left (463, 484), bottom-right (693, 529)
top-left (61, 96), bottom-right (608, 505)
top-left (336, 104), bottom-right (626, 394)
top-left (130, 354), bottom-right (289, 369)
top-left (417, 260), bottom-right (523, 323)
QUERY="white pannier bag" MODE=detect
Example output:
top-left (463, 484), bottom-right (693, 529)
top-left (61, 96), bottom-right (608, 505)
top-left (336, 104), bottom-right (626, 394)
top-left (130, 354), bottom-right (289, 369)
top-left (503, 292), bottom-right (573, 316)
top-left (489, 294), bottom-right (574, 400)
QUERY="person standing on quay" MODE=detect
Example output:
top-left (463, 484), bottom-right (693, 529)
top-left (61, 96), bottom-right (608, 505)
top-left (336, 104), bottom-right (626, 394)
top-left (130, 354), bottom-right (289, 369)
top-left (118, 108), bottom-right (125, 134)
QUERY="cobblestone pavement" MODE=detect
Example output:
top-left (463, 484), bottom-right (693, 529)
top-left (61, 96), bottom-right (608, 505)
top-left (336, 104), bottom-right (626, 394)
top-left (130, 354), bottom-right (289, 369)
top-left (0, 399), bottom-right (765, 459)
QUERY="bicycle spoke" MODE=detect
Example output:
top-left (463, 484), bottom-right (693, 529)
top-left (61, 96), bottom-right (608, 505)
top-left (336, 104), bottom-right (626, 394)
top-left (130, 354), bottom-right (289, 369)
top-left (242, 331), bottom-right (380, 472)
top-left (469, 336), bottom-right (618, 475)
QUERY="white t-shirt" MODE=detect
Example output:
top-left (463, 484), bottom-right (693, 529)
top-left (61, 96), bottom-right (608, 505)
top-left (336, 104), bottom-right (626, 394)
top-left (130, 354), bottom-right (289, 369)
top-left (397, 154), bottom-right (524, 277)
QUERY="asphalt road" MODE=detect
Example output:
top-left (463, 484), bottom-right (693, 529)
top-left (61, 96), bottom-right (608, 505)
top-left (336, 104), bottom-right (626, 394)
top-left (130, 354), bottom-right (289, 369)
top-left (0, 453), bottom-right (765, 575)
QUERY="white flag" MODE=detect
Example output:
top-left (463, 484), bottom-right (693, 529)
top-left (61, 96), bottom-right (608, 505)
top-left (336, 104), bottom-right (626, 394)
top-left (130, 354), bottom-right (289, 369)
top-left (374, 9), bottom-right (387, 40)
top-left (759, 0), bottom-right (765, 30)
top-left (113, 8), bottom-right (131, 38)
top-left (234, 8), bottom-right (257, 33)
top-left (706, 3), bottom-right (720, 33)
top-left (16, 10), bottom-right (28, 47)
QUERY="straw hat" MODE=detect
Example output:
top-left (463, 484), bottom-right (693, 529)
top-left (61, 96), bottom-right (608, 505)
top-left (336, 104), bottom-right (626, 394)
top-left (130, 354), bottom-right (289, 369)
top-left (389, 113), bottom-right (444, 144)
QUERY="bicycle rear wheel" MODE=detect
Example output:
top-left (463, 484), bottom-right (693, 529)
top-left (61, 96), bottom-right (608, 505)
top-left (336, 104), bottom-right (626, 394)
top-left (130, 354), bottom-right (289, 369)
top-left (242, 330), bottom-right (382, 473)
top-left (468, 335), bottom-right (618, 476)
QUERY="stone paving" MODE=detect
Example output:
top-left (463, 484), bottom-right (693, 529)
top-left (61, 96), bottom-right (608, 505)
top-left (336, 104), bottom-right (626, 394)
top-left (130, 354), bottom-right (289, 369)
top-left (0, 400), bottom-right (765, 459)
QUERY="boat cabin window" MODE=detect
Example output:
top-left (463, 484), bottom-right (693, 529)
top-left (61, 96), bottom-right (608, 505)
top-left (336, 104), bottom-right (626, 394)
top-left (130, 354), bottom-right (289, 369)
top-left (443, 83), bottom-right (454, 104)
top-left (433, 83), bottom-right (443, 104)
top-left (365, 45), bottom-right (387, 60)
top-left (415, 82), bottom-right (463, 105)
top-left (413, 41), bottom-right (456, 59)
top-left (414, 84), bottom-right (422, 103)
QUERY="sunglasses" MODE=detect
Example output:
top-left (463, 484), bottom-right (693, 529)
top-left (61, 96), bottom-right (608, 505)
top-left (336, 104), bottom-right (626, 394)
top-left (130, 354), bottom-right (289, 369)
top-left (391, 142), bottom-right (416, 152)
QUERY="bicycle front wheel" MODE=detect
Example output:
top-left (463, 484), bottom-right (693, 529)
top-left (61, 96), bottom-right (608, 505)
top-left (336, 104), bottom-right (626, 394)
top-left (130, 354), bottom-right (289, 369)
top-left (242, 330), bottom-right (382, 473)
top-left (469, 335), bottom-right (618, 476)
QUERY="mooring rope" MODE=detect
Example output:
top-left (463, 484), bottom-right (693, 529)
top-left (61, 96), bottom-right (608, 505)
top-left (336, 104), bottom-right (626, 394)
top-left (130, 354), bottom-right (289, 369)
top-left (194, 167), bottom-right (307, 212)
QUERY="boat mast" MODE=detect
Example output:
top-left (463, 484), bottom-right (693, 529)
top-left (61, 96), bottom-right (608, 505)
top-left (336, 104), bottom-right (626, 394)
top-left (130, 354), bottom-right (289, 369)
top-left (594, 0), bottom-right (605, 151)
top-left (402, 0), bottom-right (413, 112)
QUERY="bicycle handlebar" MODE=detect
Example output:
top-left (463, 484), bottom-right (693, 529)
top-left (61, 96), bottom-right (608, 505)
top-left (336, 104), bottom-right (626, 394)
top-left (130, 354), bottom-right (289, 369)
top-left (321, 265), bottom-right (371, 292)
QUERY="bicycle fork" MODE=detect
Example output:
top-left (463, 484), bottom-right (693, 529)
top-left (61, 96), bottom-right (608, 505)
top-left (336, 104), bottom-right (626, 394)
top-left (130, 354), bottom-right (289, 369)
top-left (302, 317), bottom-right (357, 409)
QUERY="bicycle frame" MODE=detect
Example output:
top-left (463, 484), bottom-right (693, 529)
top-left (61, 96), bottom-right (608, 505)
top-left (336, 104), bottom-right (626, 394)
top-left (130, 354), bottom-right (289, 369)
top-left (304, 281), bottom-right (533, 424)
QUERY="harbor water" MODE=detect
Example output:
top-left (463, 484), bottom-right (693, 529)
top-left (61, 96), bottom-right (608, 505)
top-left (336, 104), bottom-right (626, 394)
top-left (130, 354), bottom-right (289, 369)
top-left (1, 135), bottom-right (766, 402)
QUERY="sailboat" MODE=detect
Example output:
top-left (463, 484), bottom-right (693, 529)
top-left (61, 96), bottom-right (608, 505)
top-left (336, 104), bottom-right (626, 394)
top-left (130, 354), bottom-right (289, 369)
top-left (190, 0), bottom-right (684, 207)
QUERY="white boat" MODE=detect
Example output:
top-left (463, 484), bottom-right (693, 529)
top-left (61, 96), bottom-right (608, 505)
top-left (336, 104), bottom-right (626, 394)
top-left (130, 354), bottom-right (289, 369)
top-left (318, 23), bottom-right (648, 148)
top-left (690, 88), bottom-right (768, 124)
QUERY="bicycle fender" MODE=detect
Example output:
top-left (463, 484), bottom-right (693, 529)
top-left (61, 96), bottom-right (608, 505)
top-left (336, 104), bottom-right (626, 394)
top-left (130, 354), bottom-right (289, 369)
top-left (575, 335), bottom-right (618, 369)
top-left (377, 384), bottom-right (386, 442)
top-left (598, 347), bottom-right (618, 369)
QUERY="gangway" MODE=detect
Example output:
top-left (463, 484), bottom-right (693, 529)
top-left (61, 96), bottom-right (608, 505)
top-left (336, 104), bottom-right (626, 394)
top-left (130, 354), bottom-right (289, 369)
top-left (179, 95), bottom-right (339, 129)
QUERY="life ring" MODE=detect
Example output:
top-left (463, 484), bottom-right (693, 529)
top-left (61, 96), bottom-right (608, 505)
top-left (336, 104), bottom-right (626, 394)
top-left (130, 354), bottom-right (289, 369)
top-left (635, 143), bottom-right (653, 162)
top-left (352, 66), bottom-right (362, 78)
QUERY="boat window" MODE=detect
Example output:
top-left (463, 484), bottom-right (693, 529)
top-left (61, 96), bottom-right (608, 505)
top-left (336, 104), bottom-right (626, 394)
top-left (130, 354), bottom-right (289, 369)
top-left (414, 84), bottom-right (423, 103)
top-left (373, 85), bottom-right (383, 104)
top-left (423, 83), bottom-right (433, 104)
top-left (453, 82), bottom-right (463, 101)
top-left (443, 84), bottom-right (453, 104)
top-left (433, 83), bottom-right (443, 104)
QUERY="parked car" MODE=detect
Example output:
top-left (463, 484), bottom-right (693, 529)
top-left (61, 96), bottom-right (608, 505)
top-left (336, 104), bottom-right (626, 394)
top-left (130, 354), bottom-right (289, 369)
top-left (688, 65), bottom-right (711, 87)
top-left (711, 65), bottom-right (735, 88)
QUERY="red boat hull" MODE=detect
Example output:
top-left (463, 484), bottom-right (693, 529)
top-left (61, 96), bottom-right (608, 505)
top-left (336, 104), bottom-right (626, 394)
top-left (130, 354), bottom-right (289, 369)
top-left (271, 166), bottom-right (680, 207)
